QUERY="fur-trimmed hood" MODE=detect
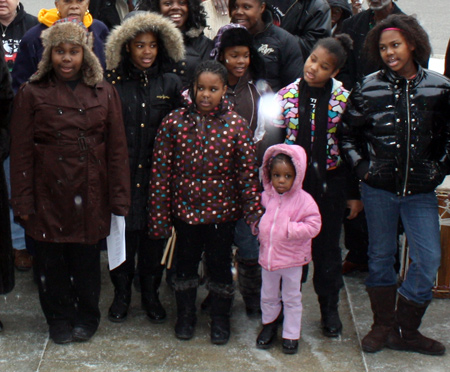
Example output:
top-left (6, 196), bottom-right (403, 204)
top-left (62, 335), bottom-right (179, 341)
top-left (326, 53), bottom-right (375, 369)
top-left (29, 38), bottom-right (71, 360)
top-left (105, 11), bottom-right (185, 71)
top-left (30, 19), bottom-right (104, 86)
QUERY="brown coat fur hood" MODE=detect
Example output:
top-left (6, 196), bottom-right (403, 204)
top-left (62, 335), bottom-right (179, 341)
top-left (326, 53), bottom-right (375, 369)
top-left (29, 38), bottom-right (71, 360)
top-left (30, 20), bottom-right (104, 87)
top-left (105, 11), bottom-right (185, 71)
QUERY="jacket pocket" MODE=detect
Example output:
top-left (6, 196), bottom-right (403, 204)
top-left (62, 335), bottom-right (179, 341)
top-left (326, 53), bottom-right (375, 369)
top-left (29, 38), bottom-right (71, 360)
top-left (408, 160), bottom-right (446, 191)
top-left (365, 159), bottom-right (395, 189)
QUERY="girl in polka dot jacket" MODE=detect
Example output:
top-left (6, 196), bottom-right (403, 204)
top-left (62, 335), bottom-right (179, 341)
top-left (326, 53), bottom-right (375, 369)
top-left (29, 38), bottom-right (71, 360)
top-left (148, 60), bottom-right (263, 345)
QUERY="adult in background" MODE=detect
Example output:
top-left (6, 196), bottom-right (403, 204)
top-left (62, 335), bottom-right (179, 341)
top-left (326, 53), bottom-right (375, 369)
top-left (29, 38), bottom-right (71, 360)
top-left (229, 0), bottom-right (303, 92)
top-left (89, 0), bottom-right (135, 30)
top-left (1, 0), bottom-right (38, 272)
top-left (268, 0), bottom-right (331, 58)
top-left (0, 45), bottom-right (14, 332)
top-left (137, 0), bottom-right (213, 89)
top-left (11, 0), bottom-right (109, 92)
top-left (327, 0), bottom-right (351, 36)
top-left (339, 0), bottom-right (403, 90)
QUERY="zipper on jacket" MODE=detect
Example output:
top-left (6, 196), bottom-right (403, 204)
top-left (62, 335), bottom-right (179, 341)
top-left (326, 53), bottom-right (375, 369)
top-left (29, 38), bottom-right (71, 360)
top-left (268, 195), bottom-right (282, 271)
top-left (402, 81), bottom-right (411, 196)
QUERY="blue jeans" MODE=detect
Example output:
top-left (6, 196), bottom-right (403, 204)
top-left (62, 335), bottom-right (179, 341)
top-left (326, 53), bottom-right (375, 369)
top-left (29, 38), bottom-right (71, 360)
top-left (361, 183), bottom-right (441, 304)
top-left (3, 157), bottom-right (26, 250)
top-left (234, 218), bottom-right (259, 260)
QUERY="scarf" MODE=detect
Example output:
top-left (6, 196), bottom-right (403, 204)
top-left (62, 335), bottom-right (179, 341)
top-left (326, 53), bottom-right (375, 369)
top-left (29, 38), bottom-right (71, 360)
top-left (38, 8), bottom-right (93, 28)
top-left (295, 78), bottom-right (332, 199)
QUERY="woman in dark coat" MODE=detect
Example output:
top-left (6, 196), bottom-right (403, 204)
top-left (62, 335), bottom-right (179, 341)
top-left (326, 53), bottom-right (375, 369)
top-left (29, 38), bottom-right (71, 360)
top-left (0, 46), bottom-right (14, 332)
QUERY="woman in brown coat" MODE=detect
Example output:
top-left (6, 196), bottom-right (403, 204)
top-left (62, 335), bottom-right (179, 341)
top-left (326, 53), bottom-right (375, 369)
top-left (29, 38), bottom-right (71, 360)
top-left (9, 19), bottom-right (130, 344)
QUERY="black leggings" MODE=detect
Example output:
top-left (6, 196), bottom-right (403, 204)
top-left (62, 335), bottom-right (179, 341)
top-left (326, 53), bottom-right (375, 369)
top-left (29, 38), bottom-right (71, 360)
top-left (173, 219), bottom-right (235, 285)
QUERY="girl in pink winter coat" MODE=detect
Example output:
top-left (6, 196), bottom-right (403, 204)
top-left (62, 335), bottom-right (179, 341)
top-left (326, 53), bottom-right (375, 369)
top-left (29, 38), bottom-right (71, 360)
top-left (255, 143), bottom-right (321, 354)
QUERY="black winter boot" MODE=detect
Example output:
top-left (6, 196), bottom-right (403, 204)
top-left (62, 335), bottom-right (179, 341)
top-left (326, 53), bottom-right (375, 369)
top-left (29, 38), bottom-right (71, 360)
top-left (209, 282), bottom-right (234, 345)
top-left (236, 255), bottom-right (261, 318)
top-left (108, 271), bottom-right (133, 323)
top-left (174, 279), bottom-right (198, 340)
top-left (361, 285), bottom-right (397, 353)
top-left (141, 275), bottom-right (166, 323)
top-left (319, 293), bottom-right (342, 337)
top-left (386, 294), bottom-right (445, 355)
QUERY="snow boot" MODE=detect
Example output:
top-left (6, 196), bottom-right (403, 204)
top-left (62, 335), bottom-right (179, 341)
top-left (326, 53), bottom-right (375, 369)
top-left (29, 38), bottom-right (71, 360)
top-left (209, 282), bottom-right (234, 345)
top-left (386, 294), bottom-right (445, 355)
top-left (236, 255), bottom-right (261, 317)
top-left (361, 285), bottom-right (397, 353)
top-left (141, 274), bottom-right (166, 323)
top-left (108, 270), bottom-right (132, 322)
top-left (319, 293), bottom-right (342, 337)
top-left (174, 278), bottom-right (198, 340)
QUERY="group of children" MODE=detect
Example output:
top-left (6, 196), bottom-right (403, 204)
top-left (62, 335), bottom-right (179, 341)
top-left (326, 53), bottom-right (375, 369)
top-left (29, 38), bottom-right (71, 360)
top-left (1, 2), bottom-right (450, 358)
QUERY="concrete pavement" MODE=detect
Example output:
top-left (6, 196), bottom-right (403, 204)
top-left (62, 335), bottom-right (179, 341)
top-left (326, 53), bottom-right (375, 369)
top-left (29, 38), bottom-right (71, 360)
top-left (1, 250), bottom-right (449, 372)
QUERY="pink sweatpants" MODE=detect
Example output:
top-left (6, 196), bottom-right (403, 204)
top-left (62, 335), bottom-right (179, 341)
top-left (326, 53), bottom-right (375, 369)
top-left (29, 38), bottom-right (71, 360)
top-left (261, 266), bottom-right (303, 340)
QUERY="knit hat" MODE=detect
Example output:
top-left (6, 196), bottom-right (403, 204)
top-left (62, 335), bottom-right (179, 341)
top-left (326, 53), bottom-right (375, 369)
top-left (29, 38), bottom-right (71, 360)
top-left (210, 23), bottom-right (265, 81)
top-left (210, 23), bottom-right (250, 59)
top-left (30, 18), bottom-right (104, 86)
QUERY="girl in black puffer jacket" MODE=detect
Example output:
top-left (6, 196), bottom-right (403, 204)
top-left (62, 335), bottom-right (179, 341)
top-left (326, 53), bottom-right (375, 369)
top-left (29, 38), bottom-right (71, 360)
top-left (340, 14), bottom-right (450, 356)
top-left (104, 11), bottom-right (184, 325)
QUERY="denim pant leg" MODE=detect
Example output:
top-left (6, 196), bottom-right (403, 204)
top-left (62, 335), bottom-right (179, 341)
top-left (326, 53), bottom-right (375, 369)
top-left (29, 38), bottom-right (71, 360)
top-left (3, 157), bottom-right (26, 250)
top-left (398, 192), bottom-right (441, 304)
top-left (234, 218), bottom-right (259, 260)
top-left (361, 183), bottom-right (399, 288)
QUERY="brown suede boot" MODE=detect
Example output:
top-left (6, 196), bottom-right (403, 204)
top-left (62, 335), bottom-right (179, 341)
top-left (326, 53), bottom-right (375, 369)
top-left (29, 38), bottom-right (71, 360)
top-left (361, 285), bottom-right (397, 353)
top-left (386, 294), bottom-right (445, 356)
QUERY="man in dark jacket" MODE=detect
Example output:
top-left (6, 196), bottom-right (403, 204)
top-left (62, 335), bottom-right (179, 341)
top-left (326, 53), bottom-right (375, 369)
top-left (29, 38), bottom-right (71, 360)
top-left (89, 0), bottom-right (134, 30)
top-left (0, 2), bottom-right (38, 72)
top-left (0, 46), bottom-right (15, 324)
top-left (268, 0), bottom-right (331, 58)
top-left (339, 0), bottom-right (404, 90)
top-left (1, 1), bottom-right (38, 272)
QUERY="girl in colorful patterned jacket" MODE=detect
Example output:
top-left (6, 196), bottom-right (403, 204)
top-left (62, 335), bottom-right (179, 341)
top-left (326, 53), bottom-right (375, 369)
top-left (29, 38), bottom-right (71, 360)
top-left (255, 144), bottom-right (321, 354)
top-left (266, 34), bottom-right (359, 339)
top-left (148, 60), bottom-right (263, 345)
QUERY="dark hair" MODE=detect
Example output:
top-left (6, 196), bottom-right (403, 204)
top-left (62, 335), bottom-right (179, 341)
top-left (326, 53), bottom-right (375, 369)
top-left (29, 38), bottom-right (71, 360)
top-left (364, 14), bottom-right (431, 70)
top-left (217, 27), bottom-right (265, 80)
top-left (193, 60), bottom-right (228, 86)
top-left (228, 0), bottom-right (266, 16)
top-left (312, 34), bottom-right (353, 70)
top-left (136, 0), bottom-right (208, 31)
top-left (269, 153), bottom-right (295, 176)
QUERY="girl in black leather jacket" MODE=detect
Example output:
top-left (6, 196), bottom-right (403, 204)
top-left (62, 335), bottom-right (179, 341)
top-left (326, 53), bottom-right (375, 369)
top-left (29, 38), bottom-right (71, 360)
top-left (340, 14), bottom-right (450, 356)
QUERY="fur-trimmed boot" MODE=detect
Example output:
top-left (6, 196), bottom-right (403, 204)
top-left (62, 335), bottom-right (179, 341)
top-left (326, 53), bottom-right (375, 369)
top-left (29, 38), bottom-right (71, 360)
top-left (361, 285), bottom-right (397, 353)
top-left (386, 294), bottom-right (445, 355)
top-left (140, 275), bottom-right (166, 323)
top-left (236, 255), bottom-right (261, 317)
top-left (318, 293), bottom-right (342, 337)
top-left (108, 271), bottom-right (133, 322)
top-left (174, 278), bottom-right (198, 340)
top-left (209, 282), bottom-right (235, 345)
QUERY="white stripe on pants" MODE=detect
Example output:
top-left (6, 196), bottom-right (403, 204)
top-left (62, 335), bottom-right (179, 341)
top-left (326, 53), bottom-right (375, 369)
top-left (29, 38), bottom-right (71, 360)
top-left (261, 266), bottom-right (303, 340)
